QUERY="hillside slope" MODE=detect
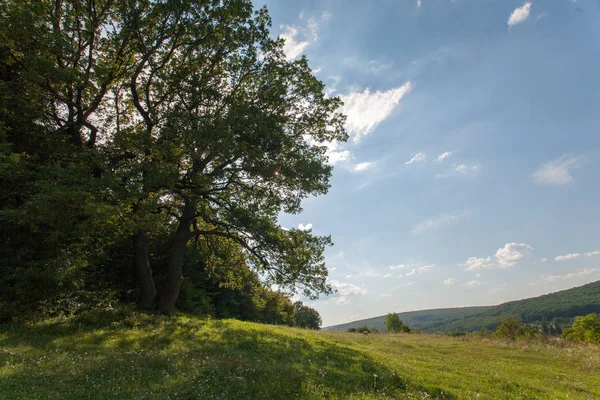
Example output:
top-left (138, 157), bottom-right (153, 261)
top-left (1, 311), bottom-right (599, 399)
top-left (322, 306), bottom-right (493, 332)
top-left (325, 280), bottom-right (600, 333)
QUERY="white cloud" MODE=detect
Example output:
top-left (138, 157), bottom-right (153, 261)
top-left (464, 256), bottom-right (494, 271)
top-left (435, 151), bottom-right (452, 163)
top-left (297, 223), bottom-right (313, 231)
top-left (321, 11), bottom-right (332, 21)
top-left (405, 264), bottom-right (435, 277)
top-left (340, 82), bottom-right (412, 143)
top-left (555, 253), bottom-right (581, 261)
top-left (495, 242), bottom-right (534, 267)
top-left (389, 264), bottom-right (408, 270)
top-left (532, 155), bottom-right (582, 185)
top-left (417, 0), bottom-right (422, 8)
top-left (352, 162), bottom-right (374, 172)
top-left (377, 293), bottom-right (392, 299)
top-left (508, 2), bottom-right (532, 28)
top-left (536, 12), bottom-right (548, 21)
top-left (436, 163), bottom-right (480, 179)
top-left (463, 242), bottom-right (533, 270)
top-left (280, 15), bottom-right (324, 61)
top-left (540, 257), bottom-right (549, 263)
top-left (328, 280), bottom-right (368, 304)
top-left (463, 280), bottom-right (481, 287)
top-left (444, 278), bottom-right (458, 285)
top-left (280, 26), bottom-right (310, 61)
top-left (543, 268), bottom-right (598, 282)
top-left (384, 273), bottom-right (392, 278)
top-left (412, 209), bottom-right (472, 234)
top-left (585, 251), bottom-right (600, 257)
top-left (455, 164), bottom-right (480, 177)
top-left (405, 152), bottom-right (427, 165)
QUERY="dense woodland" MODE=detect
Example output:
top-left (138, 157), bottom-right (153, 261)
top-left (0, 0), bottom-right (343, 326)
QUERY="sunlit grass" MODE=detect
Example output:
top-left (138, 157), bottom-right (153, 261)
top-left (1, 309), bottom-right (598, 399)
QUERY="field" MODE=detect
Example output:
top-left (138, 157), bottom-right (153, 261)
top-left (1, 311), bottom-right (599, 399)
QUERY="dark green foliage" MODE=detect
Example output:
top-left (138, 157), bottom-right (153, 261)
top-left (493, 316), bottom-right (541, 341)
top-left (0, 0), bottom-right (345, 321)
top-left (385, 313), bottom-right (411, 333)
top-left (294, 301), bottom-right (322, 329)
top-left (562, 313), bottom-right (600, 344)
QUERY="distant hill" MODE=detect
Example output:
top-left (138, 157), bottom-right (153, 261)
top-left (323, 280), bottom-right (600, 333)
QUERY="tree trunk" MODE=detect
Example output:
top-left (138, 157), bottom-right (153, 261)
top-left (159, 203), bottom-right (195, 315)
top-left (133, 230), bottom-right (157, 310)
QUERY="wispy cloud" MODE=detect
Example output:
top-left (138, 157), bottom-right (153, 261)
top-left (444, 278), bottom-right (458, 285)
top-left (532, 155), bottom-right (582, 185)
top-left (280, 13), bottom-right (326, 61)
top-left (435, 151), bottom-right (452, 163)
top-left (436, 163), bottom-right (480, 179)
top-left (463, 280), bottom-right (481, 287)
top-left (352, 162), bottom-right (374, 172)
top-left (405, 152), bottom-right (427, 165)
top-left (555, 253), bottom-right (581, 261)
top-left (543, 268), bottom-right (598, 282)
top-left (340, 82), bottom-right (412, 143)
top-left (412, 209), bottom-right (472, 234)
top-left (463, 242), bottom-right (534, 271)
top-left (540, 257), bottom-right (549, 263)
top-left (585, 251), bottom-right (600, 257)
top-left (327, 280), bottom-right (367, 304)
top-left (508, 2), bottom-right (532, 28)
top-left (405, 264), bottom-right (435, 277)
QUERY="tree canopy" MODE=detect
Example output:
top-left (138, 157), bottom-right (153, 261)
top-left (0, 0), bottom-right (345, 320)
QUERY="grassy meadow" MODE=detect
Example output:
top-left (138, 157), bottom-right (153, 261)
top-left (1, 310), bottom-right (598, 399)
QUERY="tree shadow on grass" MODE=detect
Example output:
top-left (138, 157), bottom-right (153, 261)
top-left (0, 317), bottom-right (457, 399)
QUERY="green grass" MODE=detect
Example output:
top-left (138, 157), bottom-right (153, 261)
top-left (1, 310), bottom-right (599, 399)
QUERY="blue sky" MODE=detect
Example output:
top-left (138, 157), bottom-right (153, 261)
top-left (264, 0), bottom-right (600, 326)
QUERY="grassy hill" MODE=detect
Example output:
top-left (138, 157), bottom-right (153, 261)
top-left (1, 310), bottom-right (599, 399)
top-left (324, 280), bottom-right (600, 333)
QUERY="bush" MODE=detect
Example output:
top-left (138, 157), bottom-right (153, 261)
top-left (493, 316), bottom-right (541, 340)
top-left (385, 313), bottom-right (411, 333)
top-left (562, 314), bottom-right (600, 344)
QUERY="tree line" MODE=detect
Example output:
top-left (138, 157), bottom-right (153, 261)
top-left (0, 0), bottom-right (345, 326)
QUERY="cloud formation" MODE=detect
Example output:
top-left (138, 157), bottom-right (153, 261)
top-left (352, 162), bottom-right (374, 172)
top-left (340, 82), bottom-right (412, 143)
top-left (328, 280), bottom-right (368, 304)
top-left (508, 2), bottom-right (532, 28)
top-left (555, 253), bottom-right (581, 261)
top-left (435, 152), bottom-right (452, 163)
top-left (412, 209), bottom-right (472, 234)
top-left (532, 155), bottom-right (582, 185)
top-left (297, 223), bottom-right (313, 231)
top-left (463, 242), bottom-right (534, 271)
top-left (405, 264), bottom-right (435, 277)
top-left (543, 268), bottom-right (598, 282)
top-left (405, 152), bottom-right (427, 165)
top-left (444, 278), bottom-right (458, 285)
top-left (463, 280), bottom-right (480, 287)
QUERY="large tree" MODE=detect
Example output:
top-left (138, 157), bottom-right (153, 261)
top-left (1, 0), bottom-right (346, 316)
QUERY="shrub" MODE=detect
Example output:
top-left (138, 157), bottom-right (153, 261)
top-left (562, 314), bottom-right (600, 344)
top-left (493, 316), bottom-right (541, 340)
top-left (385, 313), bottom-right (411, 333)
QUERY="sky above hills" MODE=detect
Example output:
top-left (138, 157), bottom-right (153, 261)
top-left (263, 0), bottom-right (600, 326)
